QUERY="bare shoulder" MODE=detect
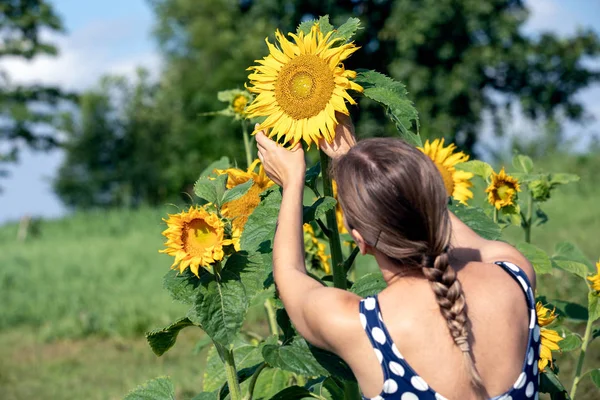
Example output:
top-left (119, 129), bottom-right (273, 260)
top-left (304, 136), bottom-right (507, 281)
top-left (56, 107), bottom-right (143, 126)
top-left (301, 287), bottom-right (363, 352)
top-left (479, 239), bottom-right (536, 290)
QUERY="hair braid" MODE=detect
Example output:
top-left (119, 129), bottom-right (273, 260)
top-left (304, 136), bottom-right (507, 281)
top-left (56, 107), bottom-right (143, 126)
top-left (422, 250), bottom-right (487, 397)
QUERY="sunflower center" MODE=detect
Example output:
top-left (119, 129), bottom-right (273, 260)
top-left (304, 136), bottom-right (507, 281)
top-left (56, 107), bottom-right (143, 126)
top-left (496, 184), bottom-right (512, 201)
top-left (435, 164), bottom-right (455, 196)
top-left (275, 54), bottom-right (335, 120)
top-left (183, 219), bottom-right (218, 255)
top-left (232, 95), bottom-right (247, 114)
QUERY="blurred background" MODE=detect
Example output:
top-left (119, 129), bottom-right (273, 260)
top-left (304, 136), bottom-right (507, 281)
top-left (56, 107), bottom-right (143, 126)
top-left (0, 0), bottom-right (599, 399)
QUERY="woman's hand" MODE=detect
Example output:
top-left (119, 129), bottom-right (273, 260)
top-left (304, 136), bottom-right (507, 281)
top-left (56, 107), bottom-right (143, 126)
top-left (256, 127), bottom-right (306, 189)
top-left (318, 112), bottom-right (356, 159)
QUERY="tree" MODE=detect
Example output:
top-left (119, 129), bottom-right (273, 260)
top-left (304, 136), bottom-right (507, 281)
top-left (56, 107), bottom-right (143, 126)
top-left (0, 0), bottom-right (75, 185)
top-left (150, 0), bottom-right (600, 154)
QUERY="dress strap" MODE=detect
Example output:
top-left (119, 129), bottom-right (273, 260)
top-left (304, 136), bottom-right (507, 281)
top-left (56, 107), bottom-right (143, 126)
top-left (494, 261), bottom-right (536, 308)
top-left (359, 296), bottom-right (407, 382)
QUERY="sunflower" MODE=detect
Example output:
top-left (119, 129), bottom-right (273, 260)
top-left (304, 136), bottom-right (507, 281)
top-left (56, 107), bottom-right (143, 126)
top-left (303, 223), bottom-right (331, 274)
top-left (216, 159), bottom-right (275, 231)
top-left (587, 259), bottom-right (600, 292)
top-left (536, 302), bottom-right (563, 372)
top-left (486, 167), bottom-right (521, 210)
top-left (418, 139), bottom-right (474, 205)
top-left (245, 23), bottom-right (363, 148)
top-left (159, 206), bottom-right (234, 277)
top-left (332, 180), bottom-right (347, 234)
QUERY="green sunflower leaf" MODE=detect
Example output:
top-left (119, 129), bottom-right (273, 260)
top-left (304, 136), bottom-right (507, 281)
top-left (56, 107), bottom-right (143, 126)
top-left (189, 271), bottom-right (248, 346)
top-left (241, 189), bottom-right (282, 252)
top-left (194, 176), bottom-right (218, 204)
top-left (224, 251), bottom-right (271, 303)
top-left (588, 292), bottom-right (600, 323)
top-left (163, 269), bottom-right (201, 305)
top-left (455, 160), bottom-right (494, 180)
top-left (350, 272), bottom-right (387, 297)
top-left (253, 368), bottom-right (296, 399)
top-left (552, 241), bottom-right (594, 271)
top-left (539, 369), bottom-right (569, 398)
top-left (448, 203), bottom-right (502, 240)
top-left (549, 173), bottom-right (579, 185)
top-left (222, 178), bottom-right (253, 205)
top-left (146, 317), bottom-right (195, 356)
top-left (200, 156), bottom-right (230, 178)
top-left (123, 376), bottom-right (175, 400)
top-left (191, 392), bottom-right (219, 400)
top-left (516, 242), bottom-right (552, 274)
top-left (551, 300), bottom-right (588, 321)
top-left (268, 386), bottom-right (318, 400)
top-left (590, 369), bottom-right (600, 388)
top-left (558, 332), bottom-right (582, 352)
top-left (297, 15), bottom-right (333, 36)
top-left (512, 154), bottom-right (534, 173)
top-left (354, 70), bottom-right (420, 147)
top-left (551, 259), bottom-right (588, 279)
top-left (331, 17), bottom-right (362, 43)
top-left (303, 196), bottom-right (337, 223)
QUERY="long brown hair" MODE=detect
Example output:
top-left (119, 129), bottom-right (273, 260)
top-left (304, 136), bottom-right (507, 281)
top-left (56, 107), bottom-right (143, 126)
top-left (333, 138), bottom-right (486, 396)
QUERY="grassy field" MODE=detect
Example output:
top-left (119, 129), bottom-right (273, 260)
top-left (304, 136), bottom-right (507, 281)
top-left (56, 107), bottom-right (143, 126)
top-left (0, 153), bottom-right (599, 399)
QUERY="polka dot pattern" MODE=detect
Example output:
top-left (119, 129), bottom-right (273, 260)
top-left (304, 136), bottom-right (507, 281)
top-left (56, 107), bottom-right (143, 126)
top-left (358, 261), bottom-right (538, 400)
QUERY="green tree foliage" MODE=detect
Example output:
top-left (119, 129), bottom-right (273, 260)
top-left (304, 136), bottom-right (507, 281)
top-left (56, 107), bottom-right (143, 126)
top-left (54, 70), bottom-right (174, 208)
top-left (55, 0), bottom-right (600, 207)
top-left (0, 0), bottom-right (75, 183)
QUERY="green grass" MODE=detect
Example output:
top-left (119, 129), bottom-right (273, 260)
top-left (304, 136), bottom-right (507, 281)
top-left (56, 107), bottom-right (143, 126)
top-left (0, 152), bottom-right (599, 399)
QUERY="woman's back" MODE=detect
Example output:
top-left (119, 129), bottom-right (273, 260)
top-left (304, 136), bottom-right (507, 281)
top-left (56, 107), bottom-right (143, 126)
top-left (339, 259), bottom-right (537, 400)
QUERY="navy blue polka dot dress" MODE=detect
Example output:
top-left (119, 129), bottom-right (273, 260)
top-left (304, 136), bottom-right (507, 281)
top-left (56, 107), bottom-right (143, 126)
top-left (359, 261), bottom-right (540, 400)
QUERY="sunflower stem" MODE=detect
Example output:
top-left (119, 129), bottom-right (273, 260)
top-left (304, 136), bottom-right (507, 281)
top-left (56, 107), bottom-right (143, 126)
top-left (319, 150), bottom-right (346, 290)
top-left (570, 293), bottom-right (595, 400)
top-left (264, 298), bottom-right (279, 336)
top-left (493, 208), bottom-right (498, 224)
top-left (525, 192), bottom-right (534, 243)
top-left (242, 119), bottom-right (253, 168)
top-left (222, 346), bottom-right (242, 400)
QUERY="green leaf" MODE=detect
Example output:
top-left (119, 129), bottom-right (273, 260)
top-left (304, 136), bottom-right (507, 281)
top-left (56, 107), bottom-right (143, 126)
top-left (222, 179), bottom-right (253, 205)
top-left (276, 308), bottom-right (296, 343)
top-left (551, 259), bottom-right (588, 279)
top-left (263, 339), bottom-right (329, 377)
top-left (539, 369), bottom-right (569, 398)
top-left (551, 300), bottom-right (588, 321)
top-left (146, 317), bottom-right (195, 356)
top-left (268, 386), bottom-right (317, 400)
top-left (189, 271), bottom-right (248, 346)
top-left (455, 160), bottom-right (494, 180)
top-left (354, 70), bottom-right (420, 146)
top-left (590, 369), bottom-right (600, 388)
top-left (549, 173), bottom-right (579, 185)
top-left (553, 242), bottom-right (594, 271)
top-left (253, 368), bottom-right (295, 399)
top-left (163, 269), bottom-right (201, 305)
top-left (512, 154), bottom-right (534, 173)
top-left (200, 157), bottom-right (230, 178)
top-left (194, 176), bottom-right (218, 204)
top-left (305, 162), bottom-right (321, 189)
top-left (223, 251), bottom-right (271, 303)
top-left (350, 272), bottom-right (387, 297)
top-left (331, 17), bottom-right (362, 43)
top-left (303, 196), bottom-right (337, 223)
top-left (241, 189), bottom-right (282, 252)
top-left (191, 392), bottom-right (219, 400)
top-left (558, 332), bottom-right (582, 352)
top-left (214, 174), bottom-right (228, 207)
top-left (448, 203), bottom-right (502, 240)
top-left (297, 15), bottom-right (333, 36)
top-left (124, 376), bottom-right (175, 400)
top-left (309, 377), bottom-right (345, 400)
top-left (516, 242), bottom-right (552, 274)
top-left (588, 292), bottom-right (600, 323)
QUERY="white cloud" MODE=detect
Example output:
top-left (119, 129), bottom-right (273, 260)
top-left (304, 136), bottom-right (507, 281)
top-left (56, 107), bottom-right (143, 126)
top-left (524, 0), bottom-right (579, 36)
top-left (1, 18), bottom-right (161, 90)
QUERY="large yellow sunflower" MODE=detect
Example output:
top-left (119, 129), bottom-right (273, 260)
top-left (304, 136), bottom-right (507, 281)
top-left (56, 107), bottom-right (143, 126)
top-left (418, 139), bottom-right (474, 205)
top-left (588, 259), bottom-right (600, 292)
top-left (216, 159), bottom-right (275, 231)
top-left (245, 23), bottom-right (363, 148)
top-left (160, 206), bottom-right (233, 277)
top-left (486, 167), bottom-right (521, 210)
top-left (536, 302), bottom-right (563, 372)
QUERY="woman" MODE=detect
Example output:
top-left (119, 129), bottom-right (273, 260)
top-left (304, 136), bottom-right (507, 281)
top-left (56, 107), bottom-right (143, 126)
top-left (255, 117), bottom-right (538, 400)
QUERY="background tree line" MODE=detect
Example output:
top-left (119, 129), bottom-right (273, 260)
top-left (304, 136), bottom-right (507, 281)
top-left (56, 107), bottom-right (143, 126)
top-left (2, 0), bottom-right (599, 209)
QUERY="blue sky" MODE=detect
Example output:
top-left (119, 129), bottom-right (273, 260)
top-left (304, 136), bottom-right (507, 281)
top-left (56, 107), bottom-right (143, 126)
top-left (1, 0), bottom-right (599, 223)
